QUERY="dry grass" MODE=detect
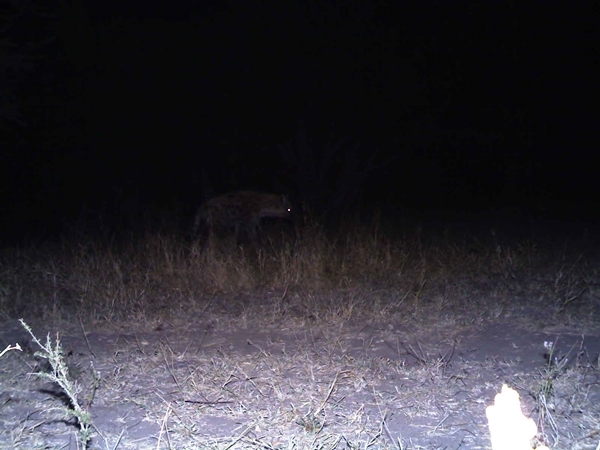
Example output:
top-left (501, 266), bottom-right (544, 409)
top-left (1, 218), bottom-right (599, 449)
top-left (1, 218), bottom-right (596, 329)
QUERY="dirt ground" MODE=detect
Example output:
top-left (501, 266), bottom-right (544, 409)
top-left (1, 295), bottom-right (599, 450)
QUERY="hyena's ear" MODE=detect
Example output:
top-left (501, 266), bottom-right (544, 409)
top-left (281, 195), bottom-right (291, 210)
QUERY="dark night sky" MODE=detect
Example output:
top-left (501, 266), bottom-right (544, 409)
top-left (1, 1), bottom-right (598, 238)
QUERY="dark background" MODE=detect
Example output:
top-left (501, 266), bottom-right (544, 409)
top-left (1, 1), bottom-right (598, 240)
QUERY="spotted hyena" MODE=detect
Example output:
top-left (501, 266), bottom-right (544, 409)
top-left (193, 191), bottom-right (292, 244)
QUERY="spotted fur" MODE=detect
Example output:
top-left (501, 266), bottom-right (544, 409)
top-left (193, 191), bottom-right (292, 243)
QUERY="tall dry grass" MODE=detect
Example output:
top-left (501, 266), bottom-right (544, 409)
top-left (1, 217), bottom-right (597, 329)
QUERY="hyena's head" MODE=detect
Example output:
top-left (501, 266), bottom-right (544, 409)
top-left (258, 194), bottom-right (292, 219)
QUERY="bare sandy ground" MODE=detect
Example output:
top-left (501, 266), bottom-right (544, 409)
top-left (1, 297), bottom-right (599, 450)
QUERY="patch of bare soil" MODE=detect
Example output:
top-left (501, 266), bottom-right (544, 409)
top-left (1, 301), bottom-right (599, 449)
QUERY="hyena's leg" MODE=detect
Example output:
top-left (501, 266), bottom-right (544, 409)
top-left (192, 209), bottom-right (212, 242)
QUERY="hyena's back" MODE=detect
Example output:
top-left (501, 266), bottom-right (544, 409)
top-left (193, 191), bottom-right (292, 243)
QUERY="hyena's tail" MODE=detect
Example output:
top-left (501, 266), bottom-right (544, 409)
top-left (192, 207), bottom-right (206, 237)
